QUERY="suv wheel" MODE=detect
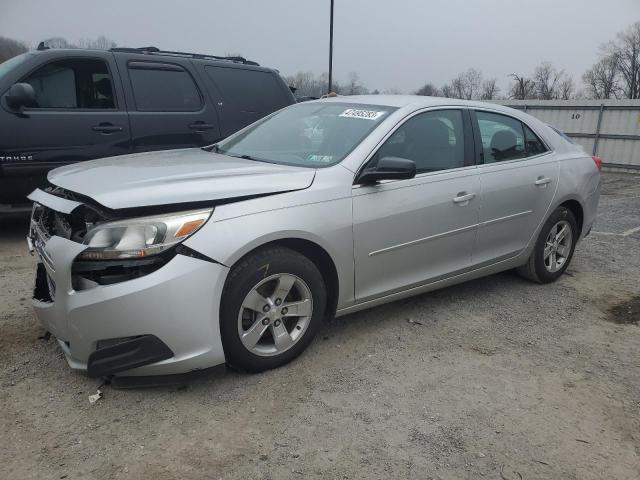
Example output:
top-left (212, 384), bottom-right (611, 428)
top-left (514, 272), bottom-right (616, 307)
top-left (517, 206), bottom-right (578, 284)
top-left (220, 246), bottom-right (326, 372)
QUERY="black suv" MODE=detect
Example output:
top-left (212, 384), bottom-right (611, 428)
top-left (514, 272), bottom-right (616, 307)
top-left (0, 46), bottom-right (296, 211)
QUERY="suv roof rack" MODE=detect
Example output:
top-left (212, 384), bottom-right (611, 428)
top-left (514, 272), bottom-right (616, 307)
top-left (109, 46), bottom-right (260, 66)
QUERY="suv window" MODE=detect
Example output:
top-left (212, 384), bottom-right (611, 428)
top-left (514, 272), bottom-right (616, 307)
top-left (205, 66), bottom-right (288, 113)
top-left (23, 59), bottom-right (115, 109)
top-left (128, 65), bottom-right (201, 111)
top-left (374, 109), bottom-right (465, 173)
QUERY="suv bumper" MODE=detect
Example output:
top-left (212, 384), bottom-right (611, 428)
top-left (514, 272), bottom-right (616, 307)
top-left (32, 235), bottom-right (229, 376)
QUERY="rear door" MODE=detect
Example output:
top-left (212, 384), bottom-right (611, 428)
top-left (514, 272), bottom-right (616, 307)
top-left (117, 57), bottom-right (220, 152)
top-left (471, 109), bottom-right (558, 266)
top-left (197, 64), bottom-right (293, 137)
top-left (1, 53), bottom-right (130, 173)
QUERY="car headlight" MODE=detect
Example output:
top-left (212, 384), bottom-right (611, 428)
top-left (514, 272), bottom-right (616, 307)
top-left (76, 208), bottom-right (213, 261)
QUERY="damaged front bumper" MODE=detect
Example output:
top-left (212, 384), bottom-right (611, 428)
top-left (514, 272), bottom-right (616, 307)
top-left (28, 189), bottom-right (229, 377)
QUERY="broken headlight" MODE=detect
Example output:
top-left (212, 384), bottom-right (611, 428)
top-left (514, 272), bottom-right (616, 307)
top-left (76, 208), bottom-right (213, 261)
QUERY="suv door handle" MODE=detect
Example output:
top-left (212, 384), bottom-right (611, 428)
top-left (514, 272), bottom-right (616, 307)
top-left (188, 122), bottom-right (215, 131)
top-left (453, 192), bottom-right (476, 205)
top-left (535, 176), bottom-right (552, 187)
top-left (91, 123), bottom-right (123, 134)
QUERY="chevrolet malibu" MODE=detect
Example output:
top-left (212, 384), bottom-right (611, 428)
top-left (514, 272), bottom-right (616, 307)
top-left (27, 96), bottom-right (601, 377)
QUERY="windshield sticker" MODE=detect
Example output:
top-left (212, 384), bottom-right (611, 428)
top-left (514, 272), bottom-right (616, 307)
top-left (339, 109), bottom-right (386, 120)
top-left (307, 154), bottom-right (334, 163)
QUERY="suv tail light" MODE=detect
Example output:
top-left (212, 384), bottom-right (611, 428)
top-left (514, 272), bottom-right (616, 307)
top-left (592, 156), bottom-right (603, 171)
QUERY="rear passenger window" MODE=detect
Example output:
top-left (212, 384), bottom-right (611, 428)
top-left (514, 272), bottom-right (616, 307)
top-left (476, 111), bottom-right (526, 163)
top-left (374, 109), bottom-right (465, 174)
top-left (204, 66), bottom-right (288, 113)
top-left (23, 59), bottom-right (115, 109)
top-left (128, 65), bottom-right (201, 111)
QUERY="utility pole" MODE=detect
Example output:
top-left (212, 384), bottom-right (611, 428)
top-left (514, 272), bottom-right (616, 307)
top-left (328, 0), bottom-right (334, 94)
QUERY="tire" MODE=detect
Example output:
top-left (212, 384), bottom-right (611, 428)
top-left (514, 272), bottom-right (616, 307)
top-left (220, 246), bottom-right (326, 372)
top-left (517, 206), bottom-right (578, 284)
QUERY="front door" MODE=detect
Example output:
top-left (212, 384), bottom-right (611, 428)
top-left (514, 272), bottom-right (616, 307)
top-left (471, 110), bottom-right (558, 266)
top-left (0, 55), bottom-right (131, 202)
top-left (352, 108), bottom-right (479, 302)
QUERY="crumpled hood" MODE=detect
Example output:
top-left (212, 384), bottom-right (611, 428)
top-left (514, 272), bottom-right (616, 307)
top-left (47, 148), bottom-right (316, 210)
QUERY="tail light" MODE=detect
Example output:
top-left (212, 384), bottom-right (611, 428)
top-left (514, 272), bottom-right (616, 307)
top-left (592, 156), bottom-right (603, 171)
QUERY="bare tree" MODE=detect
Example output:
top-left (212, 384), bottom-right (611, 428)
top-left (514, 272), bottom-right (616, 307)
top-left (612, 22), bottom-right (640, 99)
top-left (533, 62), bottom-right (566, 99)
top-left (0, 36), bottom-right (27, 63)
top-left (558, 76), bottom-right (575, 100)
top-left (77, 35), bottom-right (117, 50)
top-left (345, 72), bottom-right (368, 95)
top-left (480, 78), bottom-right (500, 100)
top-left (446, 68), bottom-right (483, 99)
top-left (508, 73), bottom-right (536, 99)
top-left (583, 53), bottom-right (621, 99)
top-left (42, 37), bottom-right (74, 48)
top-left (414, 83), bottom-right (441, 96)
top-left (440, 83), bottom-right (454, 98)
top-left (42, 36), bottom-right (117, 50)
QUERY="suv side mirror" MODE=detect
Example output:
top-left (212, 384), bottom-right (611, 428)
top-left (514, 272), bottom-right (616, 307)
top-left (356, 156), bottom-right (417, 184)
top-left (4, 83), bottom-right (37, 111)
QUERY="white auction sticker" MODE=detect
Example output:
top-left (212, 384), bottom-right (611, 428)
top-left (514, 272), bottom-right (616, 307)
top-left (339, 109), bottom-right (386, 120)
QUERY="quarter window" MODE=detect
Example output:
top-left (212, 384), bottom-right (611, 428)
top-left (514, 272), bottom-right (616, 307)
top-left (524, 124), bottom-right (548, 155)
top-left (373, 109), bottom-right (465, 173)
top-left (23, 59), bottom-right (115, 109)
top-left (128, 65), bottom-right (201, 111)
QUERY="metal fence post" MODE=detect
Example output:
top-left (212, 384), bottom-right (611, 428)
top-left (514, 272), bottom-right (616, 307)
top-left (593, 103), bottom-right (605, 156)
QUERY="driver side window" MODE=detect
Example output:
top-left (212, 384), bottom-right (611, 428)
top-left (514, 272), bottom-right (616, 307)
top-left (374, 109), bottom-right (465, 174)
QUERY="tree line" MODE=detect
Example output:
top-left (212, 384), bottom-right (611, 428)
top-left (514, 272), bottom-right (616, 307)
top-left (1, 20), bottom-right (639, 100)
top-left (288, 21), bottom-right (640, 101)
top-left (0, 35), bottom-right (117, 64)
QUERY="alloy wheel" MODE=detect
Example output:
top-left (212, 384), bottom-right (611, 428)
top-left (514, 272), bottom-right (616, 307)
top-left (237, 273), bottom-right (314, 356)
top-left (544, 220), bottom-right (573, 273)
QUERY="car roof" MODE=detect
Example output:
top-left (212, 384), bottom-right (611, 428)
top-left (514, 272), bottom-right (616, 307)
top-left (313, 94), bottom-right (521, 115)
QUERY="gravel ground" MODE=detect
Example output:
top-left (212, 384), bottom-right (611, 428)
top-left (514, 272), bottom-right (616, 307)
top-left (1, 172), bottom-right (639, 480)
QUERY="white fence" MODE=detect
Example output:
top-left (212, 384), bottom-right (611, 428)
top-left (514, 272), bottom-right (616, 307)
top-left (495, 99), bottom-right (640, 170)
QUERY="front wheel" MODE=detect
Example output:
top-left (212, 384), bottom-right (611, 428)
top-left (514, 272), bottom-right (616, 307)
top-left (517, 206), bottom-right (578, 284)
top-left (220, 246), bottom-right (326, 372)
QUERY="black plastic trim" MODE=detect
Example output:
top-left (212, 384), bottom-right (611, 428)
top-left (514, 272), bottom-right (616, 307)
top-left (87, 334), bottom-right (174, 378)
top-left (175, 244), bottom-right (221, 264)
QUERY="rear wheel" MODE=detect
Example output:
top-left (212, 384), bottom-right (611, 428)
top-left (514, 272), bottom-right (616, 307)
top-left (517, 206), bottom-right (578, 284)
top-left (220, 246), bottom-right (326, 372)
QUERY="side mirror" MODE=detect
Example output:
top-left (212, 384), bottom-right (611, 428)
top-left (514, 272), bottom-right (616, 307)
top-left (4, 83), bottom-right (37, 111)
top-left (356, 156), bottom-right (417, 184)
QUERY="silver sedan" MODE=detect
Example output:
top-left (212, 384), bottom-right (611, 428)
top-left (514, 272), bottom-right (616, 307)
top-left (28, 95), bottom-right (601, 376)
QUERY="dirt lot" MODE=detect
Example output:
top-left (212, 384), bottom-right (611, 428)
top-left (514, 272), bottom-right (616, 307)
top-left (1, 172), bottom-right (639, 480)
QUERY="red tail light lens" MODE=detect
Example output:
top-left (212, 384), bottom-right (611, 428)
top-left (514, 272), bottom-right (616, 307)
top-left (592, 156), bottom-right (603, 171)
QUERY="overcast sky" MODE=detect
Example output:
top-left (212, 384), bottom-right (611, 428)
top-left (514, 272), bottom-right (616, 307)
top-left (1, 0), bottom-right (639, 93)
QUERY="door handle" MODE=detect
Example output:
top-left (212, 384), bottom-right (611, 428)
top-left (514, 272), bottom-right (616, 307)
top-left (453, 192), bottom-right (476, 205)
top-left (188, 122), bottom-right (215, 131)
top-left (91, 123), bottom-right (123, 134)
top-left (535, 177), bottom-right (552, 187)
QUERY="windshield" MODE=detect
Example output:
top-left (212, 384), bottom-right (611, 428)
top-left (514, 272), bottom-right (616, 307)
top-left (216, 102), bottom-right (396, 167)
top-left (0, 53), bottom-right (32, 80)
